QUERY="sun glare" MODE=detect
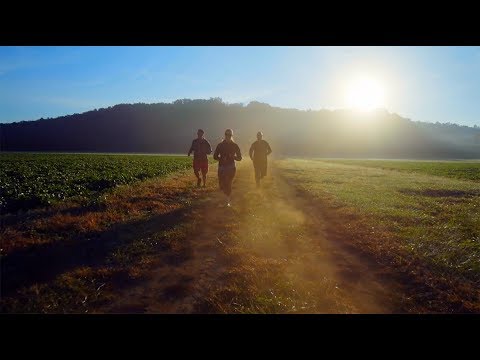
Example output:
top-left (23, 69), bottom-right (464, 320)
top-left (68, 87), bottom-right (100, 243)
top-left (345, 76), bottom-right (385, 111)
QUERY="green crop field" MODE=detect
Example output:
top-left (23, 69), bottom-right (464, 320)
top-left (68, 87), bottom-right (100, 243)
top-left (0, 153), bottom-right (193, 213)
top-left (276, 159), bottom-right (480, 286)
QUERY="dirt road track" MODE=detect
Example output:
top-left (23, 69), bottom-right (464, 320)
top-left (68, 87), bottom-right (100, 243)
top-left (102, 162), bottom-right (399, 313)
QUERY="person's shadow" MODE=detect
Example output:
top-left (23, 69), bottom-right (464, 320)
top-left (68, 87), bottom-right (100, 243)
top-left (1, 206), bottom-right (188, 299)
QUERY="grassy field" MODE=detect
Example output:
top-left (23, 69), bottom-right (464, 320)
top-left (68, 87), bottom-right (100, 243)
top-left (0, 153), bottom-right (203, 313)
top-left (0, 153), bottom-right (193, 213)
top-left (320, 159), bottom-right (480, 182)
top-left (0, 165), bottom-right (210, 313)
top-left (276, 159), bottom-right (480, 293)
top-left (3, 154), bottom-right (479, 313)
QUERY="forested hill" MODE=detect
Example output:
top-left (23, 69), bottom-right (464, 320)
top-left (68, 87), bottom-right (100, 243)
top-left (1, 98), bottom-right (479, 159)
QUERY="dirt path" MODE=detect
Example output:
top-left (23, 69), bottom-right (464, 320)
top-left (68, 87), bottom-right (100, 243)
top-left (101, 161), bottom-right (398, 313)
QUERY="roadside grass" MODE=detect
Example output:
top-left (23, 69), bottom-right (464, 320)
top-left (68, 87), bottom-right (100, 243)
top-left (320, 159), bottom-right (480, 182)
top-left (1, 221), bottom-right (198, 313)
top-left (276, 159), bottom-right (480, 312)
top-left (1, 168), bottom-right (200, 254)
top-left (1, 168), bottom-right (213, 313)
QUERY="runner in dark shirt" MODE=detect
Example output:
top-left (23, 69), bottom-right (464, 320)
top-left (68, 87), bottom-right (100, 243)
top-left (213, 128), bottom-right (242, 206)
top-left (249, 131), bottom-right (272, 187)
top-left (188, 129), bottom-right (212, 187)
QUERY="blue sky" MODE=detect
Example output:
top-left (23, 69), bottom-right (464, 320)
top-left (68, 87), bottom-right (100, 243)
top-left (1, 46), bottom-right (479, 126)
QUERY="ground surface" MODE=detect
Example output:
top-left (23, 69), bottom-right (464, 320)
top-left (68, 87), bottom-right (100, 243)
top-left (3, 159), bottom-right (478, 313)
top-left (100, 162), bottom-right (400, 314)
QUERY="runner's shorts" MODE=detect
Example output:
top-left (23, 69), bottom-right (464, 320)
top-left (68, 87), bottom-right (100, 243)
top-left (193, 159), bottom-right (209, 174)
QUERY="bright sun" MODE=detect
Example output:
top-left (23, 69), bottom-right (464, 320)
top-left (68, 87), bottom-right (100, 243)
top-left (345, 76), bottom-right (385, 111)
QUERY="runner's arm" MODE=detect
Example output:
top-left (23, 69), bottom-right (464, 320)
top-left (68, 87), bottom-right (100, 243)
top-left (235, 144), bottom-right (242, 161)
top-left (188, 140), bottom-right (194, 156)
top-left (213, 144), bottom-right (220, 161)
top-left (206, 140), bottom-right (212, 155)
top-left (249, 143), bottom-right (254, 160)
top-left (266, 142), bottom-right (272, 156)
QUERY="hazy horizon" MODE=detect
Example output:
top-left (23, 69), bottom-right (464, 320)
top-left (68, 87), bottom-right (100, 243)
top-left (3, 98), bottom-right (479, 129)
top-left (1, 46), bottom-right (479, 126)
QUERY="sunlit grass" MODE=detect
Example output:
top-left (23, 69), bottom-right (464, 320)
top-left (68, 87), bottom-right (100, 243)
top-left (276, 159), bottom-right (480, 285)
top-left (320, 159), bottom-right (480, 182)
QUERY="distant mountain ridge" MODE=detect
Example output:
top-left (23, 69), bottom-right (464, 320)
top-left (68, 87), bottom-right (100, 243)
top-left (1, 98), bottom-right (479, 159)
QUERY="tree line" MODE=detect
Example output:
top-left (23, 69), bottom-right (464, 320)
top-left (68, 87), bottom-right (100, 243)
top-left (1, 98), bottom-right (479, 159)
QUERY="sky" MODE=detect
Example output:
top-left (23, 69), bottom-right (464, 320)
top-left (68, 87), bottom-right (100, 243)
top-left (1, 46), bottom-right (479, 126)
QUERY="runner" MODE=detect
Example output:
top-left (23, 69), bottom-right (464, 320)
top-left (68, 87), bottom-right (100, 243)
top-left (187, 129), bottom-right (212, 187)
top-left (213, 128), bottom-right (242, 206)
top-left (249, 131), bottom-right (272, 187)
